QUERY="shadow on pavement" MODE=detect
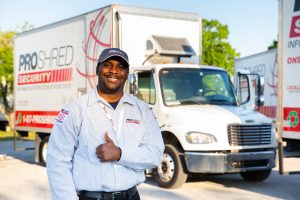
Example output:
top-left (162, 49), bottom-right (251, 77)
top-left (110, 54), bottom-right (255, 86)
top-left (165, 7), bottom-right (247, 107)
top-left (0, 139), bottom-right (36, 164)
top-left (142, 178), bottom-right (192, 200)
top-left (185, 168), bottom-right (299, 200)
top-left (0, 194), bottom-right (10, 200)
top-left (144, 150), bottom-right (300, 200)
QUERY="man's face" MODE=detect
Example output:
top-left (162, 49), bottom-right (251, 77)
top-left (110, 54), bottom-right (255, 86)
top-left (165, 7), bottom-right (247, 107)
top-left (97, 58), bottom-right (128, 95)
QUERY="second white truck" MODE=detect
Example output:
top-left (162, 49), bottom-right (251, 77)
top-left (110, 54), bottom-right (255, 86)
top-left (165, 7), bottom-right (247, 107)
top-left (234, 48), bottom-right (300, 150)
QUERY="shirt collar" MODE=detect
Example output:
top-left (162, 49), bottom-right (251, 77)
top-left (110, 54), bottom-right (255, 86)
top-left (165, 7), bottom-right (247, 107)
top-left (87, 87), bottom-right (135, 107)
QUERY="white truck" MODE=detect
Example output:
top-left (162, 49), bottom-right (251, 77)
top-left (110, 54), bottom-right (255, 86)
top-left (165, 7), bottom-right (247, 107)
top-left (14, 4), bottom-right (277, 188)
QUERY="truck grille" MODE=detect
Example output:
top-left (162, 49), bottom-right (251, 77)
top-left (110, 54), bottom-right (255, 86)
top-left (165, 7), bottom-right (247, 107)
top-left (227, 124), bottom-right (272, 146)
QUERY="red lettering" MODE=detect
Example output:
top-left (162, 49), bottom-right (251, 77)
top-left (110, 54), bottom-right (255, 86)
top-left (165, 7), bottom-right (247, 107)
top-left (290, 15), bottom-right (300, 38)
top-left (17, 68), bottom-right (73, 85)
top-left (287, 56), bottom-right (300, 64)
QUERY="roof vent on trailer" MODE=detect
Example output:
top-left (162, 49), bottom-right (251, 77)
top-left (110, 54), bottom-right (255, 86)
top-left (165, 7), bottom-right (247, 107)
top-left (145, 35), bottom-right (196, 57)
top-left (143, 35), bottom-right (196, 64)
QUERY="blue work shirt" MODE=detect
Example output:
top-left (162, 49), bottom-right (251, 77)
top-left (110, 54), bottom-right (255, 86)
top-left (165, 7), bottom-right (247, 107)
top-left (46, 88), bottom-right (164, 200)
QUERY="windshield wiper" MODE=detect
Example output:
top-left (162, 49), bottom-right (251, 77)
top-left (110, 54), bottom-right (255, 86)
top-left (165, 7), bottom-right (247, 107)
top-left (207, 99), bottom-right (233, 105)
top-left (179, 100), bottom-right (203, 105)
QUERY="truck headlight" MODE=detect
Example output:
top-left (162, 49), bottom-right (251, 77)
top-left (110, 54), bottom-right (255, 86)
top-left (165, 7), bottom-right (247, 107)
top-left (185, 132), bottom-right (217, 144)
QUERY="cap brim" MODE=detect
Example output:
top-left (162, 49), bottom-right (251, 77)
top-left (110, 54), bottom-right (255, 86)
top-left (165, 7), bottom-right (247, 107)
top-left (100, 55), bottom-right (129, 68)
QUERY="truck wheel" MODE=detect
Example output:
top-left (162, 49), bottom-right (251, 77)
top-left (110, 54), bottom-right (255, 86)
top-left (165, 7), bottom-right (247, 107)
top-left (153, 144), bottom-right (188, 188)
top-left (240, 169), bottom-right (272, 182)
top-left (39, 136), bottom-right (49, 166)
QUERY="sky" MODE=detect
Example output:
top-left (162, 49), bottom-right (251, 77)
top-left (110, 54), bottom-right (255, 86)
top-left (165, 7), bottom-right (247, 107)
top-left (0, 0), bottom-right (278, 57)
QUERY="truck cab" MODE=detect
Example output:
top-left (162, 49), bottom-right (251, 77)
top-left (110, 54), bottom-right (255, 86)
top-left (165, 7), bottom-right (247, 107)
top-left (127, 63), bottom-right (277, 188)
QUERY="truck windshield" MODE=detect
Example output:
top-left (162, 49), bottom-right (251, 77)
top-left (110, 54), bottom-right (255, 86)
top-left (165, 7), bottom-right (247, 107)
top-left (159, 68), bottom-right (237, 106)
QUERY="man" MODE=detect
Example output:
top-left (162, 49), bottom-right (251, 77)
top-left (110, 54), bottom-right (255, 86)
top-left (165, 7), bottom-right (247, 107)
top-left (47, 48), bottom-right (164, 200)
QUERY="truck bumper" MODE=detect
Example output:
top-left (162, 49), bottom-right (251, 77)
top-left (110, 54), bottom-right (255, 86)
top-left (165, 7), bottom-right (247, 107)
top-left (184, 149), bottom-right (276, 173)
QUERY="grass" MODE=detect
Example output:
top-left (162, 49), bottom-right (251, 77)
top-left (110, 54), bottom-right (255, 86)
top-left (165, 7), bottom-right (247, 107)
top-left (0, 130), bottom-right (14, 140)
top-left (0, 131), bottom-right (36, 141)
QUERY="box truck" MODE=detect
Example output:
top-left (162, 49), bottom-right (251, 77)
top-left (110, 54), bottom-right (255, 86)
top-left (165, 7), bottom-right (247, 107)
top-left (277, 0), bottom-right (300, 174)
top-left (234, 48), bottom-right (300, 150)
top-left (14, 4), bottom-right (277, 188)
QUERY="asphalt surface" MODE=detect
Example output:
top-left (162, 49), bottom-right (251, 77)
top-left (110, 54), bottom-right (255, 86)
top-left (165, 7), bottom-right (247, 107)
top-left (0, 139), bottom-right (300, 200)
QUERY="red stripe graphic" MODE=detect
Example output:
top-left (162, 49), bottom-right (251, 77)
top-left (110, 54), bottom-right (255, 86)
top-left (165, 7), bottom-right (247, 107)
top-left (18, 68), bottom-right (73, 85)
top-left (15, 110), bottom-right (60, 129)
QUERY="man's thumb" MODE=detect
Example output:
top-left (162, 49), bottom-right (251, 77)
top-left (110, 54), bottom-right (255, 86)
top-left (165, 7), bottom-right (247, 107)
top-left (105, 132), bottom-right (114, 143)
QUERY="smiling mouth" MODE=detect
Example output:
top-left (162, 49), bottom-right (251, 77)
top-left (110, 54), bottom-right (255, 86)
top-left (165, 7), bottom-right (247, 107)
top-left (107, 76), bottom-right (119, 83)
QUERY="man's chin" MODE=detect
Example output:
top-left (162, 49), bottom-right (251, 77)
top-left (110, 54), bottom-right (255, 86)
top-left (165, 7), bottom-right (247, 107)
top-left (102, 86), bottom-right (121, 94)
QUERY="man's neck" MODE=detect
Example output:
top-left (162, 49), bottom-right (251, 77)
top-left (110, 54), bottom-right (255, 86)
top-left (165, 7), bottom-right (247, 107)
top-left (97, 88), bottom-right (123, 103)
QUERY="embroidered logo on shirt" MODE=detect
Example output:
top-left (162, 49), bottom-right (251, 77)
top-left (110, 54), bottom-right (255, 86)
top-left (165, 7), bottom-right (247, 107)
top-left (56, 109), bottom-right (69, 124)
top-left (126, 119), bottom-right (140, 124)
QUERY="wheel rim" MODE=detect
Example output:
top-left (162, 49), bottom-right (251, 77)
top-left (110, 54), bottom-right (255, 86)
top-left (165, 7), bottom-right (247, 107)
top-left (42, 142), bottom-right (48, 163)
top-left (157, 153), bottom-right (175, 182)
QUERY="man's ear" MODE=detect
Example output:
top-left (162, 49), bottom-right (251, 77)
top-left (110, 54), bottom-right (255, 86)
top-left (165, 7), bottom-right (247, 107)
top-left (96, 64), bottom-right (100, 76)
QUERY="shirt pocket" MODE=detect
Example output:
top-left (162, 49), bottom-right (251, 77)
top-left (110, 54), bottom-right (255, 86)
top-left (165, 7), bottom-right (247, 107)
top-left (121, 119), bottom-right (143, 147)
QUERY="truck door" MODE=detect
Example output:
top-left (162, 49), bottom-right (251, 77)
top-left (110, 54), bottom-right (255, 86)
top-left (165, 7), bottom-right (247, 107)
top-left (128, 70), bottom-right (160, 124)
top-left (130, 70), bottom-right (156, 112)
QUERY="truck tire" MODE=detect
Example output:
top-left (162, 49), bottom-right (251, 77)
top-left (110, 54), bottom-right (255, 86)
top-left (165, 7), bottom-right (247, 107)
top-left (240, 169), bottom-right (272, 182)
top-left (153, 144), bottom-right (188, 188)
top-left (39, 136), bottom-right (49, 166)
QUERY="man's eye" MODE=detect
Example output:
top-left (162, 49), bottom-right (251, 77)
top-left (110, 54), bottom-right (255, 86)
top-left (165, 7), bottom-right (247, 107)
top-left (103, 63), bottom-right (111, 68)
top-left (118, 65), bottom-right (126, 70)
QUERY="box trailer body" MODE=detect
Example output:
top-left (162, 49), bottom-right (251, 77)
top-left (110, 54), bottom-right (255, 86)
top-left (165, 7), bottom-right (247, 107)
top-left (14, 4), bottom-right (277, 188)
top-left (277, 0), bottom-right (300, 174)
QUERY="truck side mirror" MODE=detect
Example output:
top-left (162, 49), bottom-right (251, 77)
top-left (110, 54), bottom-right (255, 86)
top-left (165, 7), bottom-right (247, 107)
top-left (129, 74), bottom-right (138, 95)
top-left (255, 76), bottom-right (264, 106)
top-left (237, 73), bottom-right (250, 105)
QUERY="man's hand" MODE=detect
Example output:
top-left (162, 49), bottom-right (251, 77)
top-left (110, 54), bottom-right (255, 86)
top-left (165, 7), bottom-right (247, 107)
top-left (96, 132), bottom-right (122, 162)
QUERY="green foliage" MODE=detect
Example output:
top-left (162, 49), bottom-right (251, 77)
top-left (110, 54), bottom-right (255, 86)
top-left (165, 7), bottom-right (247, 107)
top-left (202, 19), bottom-right (240, 76)
top-left (0, 22), bottom-right (33, 115)
top-left (0, 30), bottom-right (15, 113)
top-left (268, 40), bottom-right (278, 50)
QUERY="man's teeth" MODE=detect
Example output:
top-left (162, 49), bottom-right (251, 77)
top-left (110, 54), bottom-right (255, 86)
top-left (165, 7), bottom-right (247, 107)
top-left (108, 77), bottom-right (118, 81)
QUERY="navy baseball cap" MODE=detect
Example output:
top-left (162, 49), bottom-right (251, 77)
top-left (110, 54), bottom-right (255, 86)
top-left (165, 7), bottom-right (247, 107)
top-left (98, 48), bottom-right (129, 68)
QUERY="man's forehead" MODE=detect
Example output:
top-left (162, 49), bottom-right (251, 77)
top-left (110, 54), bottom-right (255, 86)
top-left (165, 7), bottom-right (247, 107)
top-left (102, 56), bottom-right (128, 66)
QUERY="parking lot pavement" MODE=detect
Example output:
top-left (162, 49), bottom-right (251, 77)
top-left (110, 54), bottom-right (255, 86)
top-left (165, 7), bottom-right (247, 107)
top-left (0, 139), bottom-right (300, 200)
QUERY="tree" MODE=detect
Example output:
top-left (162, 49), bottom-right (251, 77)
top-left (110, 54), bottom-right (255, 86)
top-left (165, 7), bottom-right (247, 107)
top-left (268, 40), bottom-right (278, 50)
top-left (0, 31), bottom-right (14, 114)
top-left (0, 22), bottom-right (33, 130)
top-left (202, 19), bottom-right (240, 76)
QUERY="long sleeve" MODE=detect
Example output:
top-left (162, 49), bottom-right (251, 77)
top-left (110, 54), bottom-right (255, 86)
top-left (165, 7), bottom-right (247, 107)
top-left (117, 107), bottom-right (164, 170)
top-left (46, 108), bottom-right (79, 200)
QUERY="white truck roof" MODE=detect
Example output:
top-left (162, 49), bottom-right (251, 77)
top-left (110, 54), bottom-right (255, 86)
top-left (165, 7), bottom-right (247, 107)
top-left (131, 64), bottom-right (226, 72)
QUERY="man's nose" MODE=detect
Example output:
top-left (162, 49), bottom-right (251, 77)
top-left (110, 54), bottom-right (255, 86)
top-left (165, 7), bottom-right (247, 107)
top-left (108, 65), bottom-right (119, 73)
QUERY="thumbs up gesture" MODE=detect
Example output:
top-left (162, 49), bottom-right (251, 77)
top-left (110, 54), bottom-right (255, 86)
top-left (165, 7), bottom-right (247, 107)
top-left (96, 131), bottom-right (122, 162)
top-left (104, 131), bottom-right (114, 143)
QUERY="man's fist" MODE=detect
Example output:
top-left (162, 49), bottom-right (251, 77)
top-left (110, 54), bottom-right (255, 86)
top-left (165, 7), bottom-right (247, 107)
top-left (96, 132), bottom-right (122, 162)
